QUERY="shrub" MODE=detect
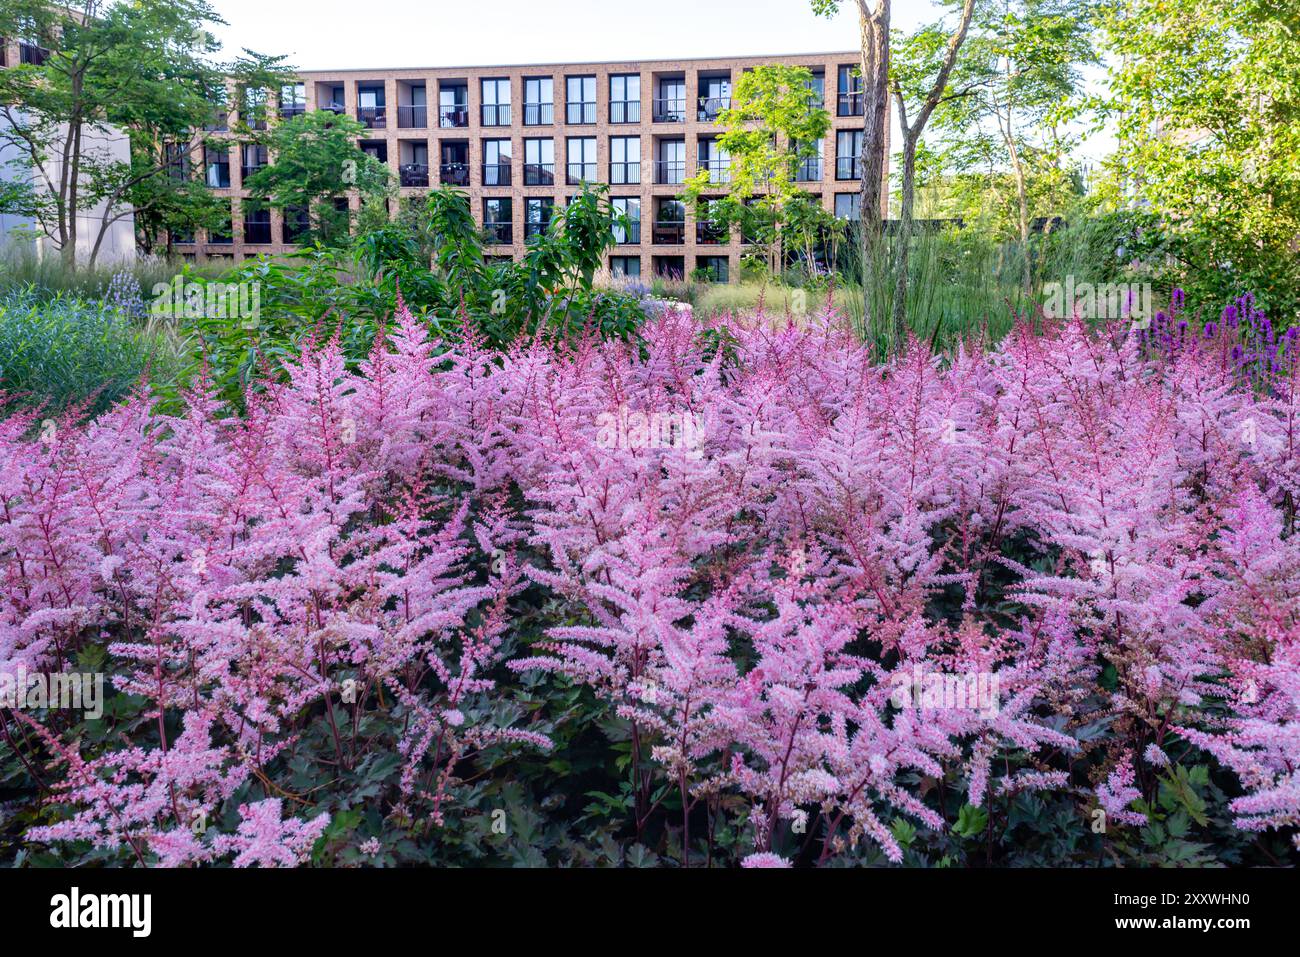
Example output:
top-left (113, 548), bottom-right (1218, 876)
top-left (2, 297), bottom-right (1297, 867)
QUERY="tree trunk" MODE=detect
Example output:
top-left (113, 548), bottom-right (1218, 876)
top-left (855, 0), bottom-right (890, 299)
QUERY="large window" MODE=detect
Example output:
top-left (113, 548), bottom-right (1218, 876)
top-left (279, 83), bottom-right (306, 119)
top-left (566, 137), bottom-right (597, 184)
top-left (656, 139), bottom-right (685, 185)
top-left (837, 65), bottom-right (864, 117)
top-left (357, 84), bottom-right (386, 129)
top-left (698, 139), bottom-right (730, 185)
top-left (609, 255), bottom-right (641, 278)
top-left (612, 197), bottom-right (641, 244)
top-left (566, 75), bottom-right (596, 124)
top-left (610, 74), bottom-right (640, 123)
top-left (654, 198), bottom-right (686, 245)
top-left (524, 138), bottom-right (555, 185)
top-left (795, 139), bottom-right (824, 182)
top-left (483, 197), bottom-right (513, 244)
top-left (240, 143), bottom-right (268, 182)
top-left (525, 197), bottom-right (554, 240)
top-left (481, 78), bottom-right (511, 126)
top-left (836, 130), bottom-right (864, 180)
top-left (654, 79), bottom-right (687, 122)
top-left (204, 144), bottom-right (230, 189)
top-left (610, 136), bottom-right (640, 185)
top-left (482, 139), bottom-right (512, 186)
top-left (524, 78), bottom-right (554, 125)
top-left (242, 202), bottom-right (272, 245)
top-left (835, 192), bottom-right (862, 220)
top-left (439, 84), bottom-right (469, 128)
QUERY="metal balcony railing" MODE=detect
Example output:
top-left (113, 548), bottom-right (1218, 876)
top-left (837, 92), bottom-right (864, 117)
top-left (397, 104), bottom-right (427, 128)
top-left (483, 222), bottom-right (513, 244)
top-left (795, 158), bottom-right (823, 182)
top-left (697, 96), bottom-right (730, 122)
top-left (613, 221), bottom-right (641, 244)
top-left (399, 163), bottom-right (430, 187)
top-left (523, 162), bottom-right (555, 186)
top-left (609, 162), bottom-right (640, 185)
top-left (482, 162), bottom-right (512, 187)
top-left (652, 97), bottom-right (687, 123)
top-left (439, 163), bottom-right (470, 186)
top-left (524, 220), bottom-right (551, 240)
top-left (610, 100), bottom-right (640, 124)
top-left (652, 221), bottom-right (685, 245)
top-left (240, 164), bottom-right (266, 182)
top-left (698, 160), bottom-right (731, 185)
top-left (481, 103), bottom-right (511, 126)
top-left (524, 102), bottom-right (554, 125)
top-left (655, 159), bottom-right (685, 185)
top-left (566, 101), bottom-right (596, 125)
top-left (836, 156), bottom-right (862, 180)
top-left (439, 106), bottom-right (470, 128)
top-left (696, 221), bottom-right (728, 244)
top-left (279, 104), bottom-right (306, 120)
top-left (357, 105), bottom-right (386, 129)
top-left (566, 162), bottom-right (597, 185)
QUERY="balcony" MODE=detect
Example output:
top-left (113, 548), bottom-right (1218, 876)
top-left (698, 160), bottom-right (731, 185)
top-left (523, 163), bottom-right (555, 186)
top-left (279, 104), bottom-right (306, 120)
top-left (483, 222), bottom-right (513, 245)
top-left (654, 160), bottom-right (685, 185)
top-left (482, 162), bottom-right (512, 187)
top-left (697, 96), bottom-right (730, 122)
top-left (566, 101), bottom-right (596, 125)
top-left (610, 100), bottom-right (640, 124)
top-left (439, 106), bottom-right (470, 128)
top-left (524, 102), bottom-right (554, 125)
top-left (481, 103), bottom-right (511, 126)
top-left (566, 162), bottom-right (597, 186)
top-left (653, 221), bottom-right (685, 245)
top-left (696, 221), bottom-right (728, 244)
top-left (397, 104), bottom-right (427, 128)
top-left (439, 163), bottom-right (471, 186)
top-left (836, 156), bottom-right (862, 180)
top-left (652, 98), bottom-right (687, 123)
top-left (320, 101), bottom-right (346, 115)
top-left (609, 162), bottom-right (640, 185)
top-left (357, 106), bottom-right (386, 130)
top-left (400, 163), bottom-right (430, 187)
top-left (837, 92), bottom-right (864, 117)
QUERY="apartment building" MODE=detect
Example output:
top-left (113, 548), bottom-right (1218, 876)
top-left (190, 52), bottom-right (887, 281)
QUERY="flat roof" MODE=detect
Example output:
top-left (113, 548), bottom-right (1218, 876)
top-left (295, 50), bottom-right (860, 76)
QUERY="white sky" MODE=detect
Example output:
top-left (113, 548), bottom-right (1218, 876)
top-left (204, 0), bottom-right (1113, 166)
top-left (205, 0), bottom-right (941, 70)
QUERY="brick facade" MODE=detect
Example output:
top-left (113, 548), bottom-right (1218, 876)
top-left (189, 51), bottom-right (888, 280)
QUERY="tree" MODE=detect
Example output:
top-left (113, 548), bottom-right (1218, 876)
top-left (887, 0), bottom-right (977, 339)
top-left (811, 0), bottom-right (891, 283)
top-left (682, 64), bottom-right (833, 279)
top-left (0, 0), bottom-right (239, 266)
top-left (241, 110), bottom-right (392, 249)
top-left (1102, 0), bottom-right (1300, 317)
top-left (932, 0), bottom-right (1095, 292)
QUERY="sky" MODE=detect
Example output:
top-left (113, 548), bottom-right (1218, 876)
top-left (203, 0), bottom-right (1113, 165)
top-left (205, 0), bottom-right (943, 71)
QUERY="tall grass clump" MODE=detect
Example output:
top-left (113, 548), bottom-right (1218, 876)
top-left (0, 287), bottom-right (189, 416)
